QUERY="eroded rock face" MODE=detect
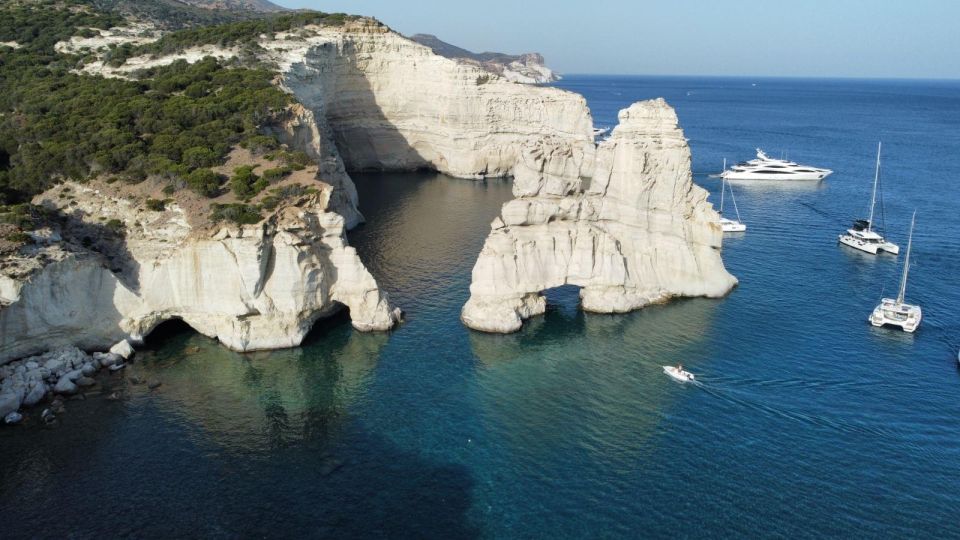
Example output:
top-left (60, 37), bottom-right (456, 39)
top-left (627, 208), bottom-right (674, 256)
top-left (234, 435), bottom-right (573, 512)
top-left (461, 99), bottom-right (738, 333)
top-left (267, 20), bottom-right (594, 180)
top-left (0, 183), bottom-right (397, 364)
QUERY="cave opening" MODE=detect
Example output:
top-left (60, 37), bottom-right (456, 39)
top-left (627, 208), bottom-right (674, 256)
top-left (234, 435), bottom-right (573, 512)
top-left (142, 318), bottom-right (200, 350)
top-left (301, 304), bottom-right (352, 346)
top-left (542, 284), bottom-right (582, 318)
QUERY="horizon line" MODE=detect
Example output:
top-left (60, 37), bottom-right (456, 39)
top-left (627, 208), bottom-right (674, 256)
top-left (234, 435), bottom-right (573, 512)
top-left (554, 73), bottom-right (960, 83)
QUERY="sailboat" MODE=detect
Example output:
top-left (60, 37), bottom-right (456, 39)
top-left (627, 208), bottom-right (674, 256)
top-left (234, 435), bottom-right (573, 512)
top-left (717, 160), bottom-right (746, 233)
top-left (869, 211), bottom-right (921, 332)
top-left (838, 142), bottom-right (899, 255)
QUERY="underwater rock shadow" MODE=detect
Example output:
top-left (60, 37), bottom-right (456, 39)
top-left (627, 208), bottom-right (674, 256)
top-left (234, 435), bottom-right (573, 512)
top-left (216, 422), bottom-right (480, 539)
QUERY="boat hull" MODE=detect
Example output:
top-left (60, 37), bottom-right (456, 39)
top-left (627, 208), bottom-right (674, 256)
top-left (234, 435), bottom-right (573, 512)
top-left (663, 366), bottom-right (695, 382)
top-left (719, 218), bottom-right (746, 233)
top-left (721, 170), bottom-right (831, 181)
top-left (869, 301), bottom-right (921, 333)
top-left (838, 234), bottom-right (898, 255)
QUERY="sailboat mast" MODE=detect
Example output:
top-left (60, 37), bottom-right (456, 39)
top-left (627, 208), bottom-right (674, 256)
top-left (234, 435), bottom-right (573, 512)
top-left (897, 211), bottom-right (915, 304)
top-left (868, 142), bottom-right (881, 231)
top-left (720, 176), bottom-right (726, 213)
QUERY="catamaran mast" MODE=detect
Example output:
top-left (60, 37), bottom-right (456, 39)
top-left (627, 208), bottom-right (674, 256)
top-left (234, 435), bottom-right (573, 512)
top-left (868, 142), bottom-right (881, 231)
top-left (897, 211), bottom-right (915, 304)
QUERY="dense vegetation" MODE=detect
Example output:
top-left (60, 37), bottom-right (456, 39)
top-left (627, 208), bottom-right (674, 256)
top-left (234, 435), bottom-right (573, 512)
top-left (0, 1), bottom-right (307, 205)
top-left (127, 11), bottom-right (358, 60)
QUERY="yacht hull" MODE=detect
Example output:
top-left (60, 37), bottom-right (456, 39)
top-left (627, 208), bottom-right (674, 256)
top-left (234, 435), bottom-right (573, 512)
top-left (721, 170), bottom-right (831, 181)
top-left (838, 234), bottom-right (898, 255)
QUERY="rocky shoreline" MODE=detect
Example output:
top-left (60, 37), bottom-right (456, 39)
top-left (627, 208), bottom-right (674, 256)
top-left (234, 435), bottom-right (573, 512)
top-left (0, 340), bottom-right (135, 425)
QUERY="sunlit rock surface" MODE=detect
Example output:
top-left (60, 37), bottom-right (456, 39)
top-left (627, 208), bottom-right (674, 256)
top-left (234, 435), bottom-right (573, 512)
top-left (0, 182), bottom-right (396, 364)
top-left (461, 99), bottom-right (737, 333)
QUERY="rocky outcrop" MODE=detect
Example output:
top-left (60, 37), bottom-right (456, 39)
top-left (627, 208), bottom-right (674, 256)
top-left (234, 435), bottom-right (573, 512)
top-left (266, 20), bottom-right (593, 181)
top-left (409, 34), bottom-right (560, 84)
top-left (0, 182), bottom-right (398, 365)
top-left (71, 19), bottom-right (594, 229)
top-left (461, 99), bottom-right (737, 333)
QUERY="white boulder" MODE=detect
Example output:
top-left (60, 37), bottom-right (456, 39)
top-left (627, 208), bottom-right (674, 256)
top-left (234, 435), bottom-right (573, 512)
top-left (109, 340), bottom-right (135, 360)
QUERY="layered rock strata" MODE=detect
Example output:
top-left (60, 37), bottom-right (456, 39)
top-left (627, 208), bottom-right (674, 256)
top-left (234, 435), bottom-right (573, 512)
top-left (72, 20), bottom-right (594, 230)
top-left (267, 20), bottom-right (593, 209)
top-left (461, 99), bottom-right (738, 333)
top-left (0, 182), bottom-right (397, 364)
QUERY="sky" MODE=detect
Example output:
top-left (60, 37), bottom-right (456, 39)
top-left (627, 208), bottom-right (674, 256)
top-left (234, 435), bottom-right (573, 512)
top-left (272, 0), bottom-right (960, 79)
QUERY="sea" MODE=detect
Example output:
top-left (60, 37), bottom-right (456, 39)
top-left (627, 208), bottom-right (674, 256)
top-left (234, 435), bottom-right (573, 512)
top-left (1, 76), bottom-right (959, 538)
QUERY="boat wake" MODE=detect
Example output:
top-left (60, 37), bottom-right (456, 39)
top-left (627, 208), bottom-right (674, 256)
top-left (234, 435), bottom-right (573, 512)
top-left (681, 375), bottom-right (900, 438)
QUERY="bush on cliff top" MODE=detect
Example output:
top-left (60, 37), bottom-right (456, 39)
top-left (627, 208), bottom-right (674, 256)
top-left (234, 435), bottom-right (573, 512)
top-left (0, 34), bottom-right (290, 203)
top-left (126, 11), bottom-right (359, 61)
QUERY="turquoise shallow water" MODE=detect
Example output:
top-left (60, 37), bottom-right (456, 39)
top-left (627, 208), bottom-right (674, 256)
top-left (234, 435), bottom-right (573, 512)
top-left (2, 77), bottom-right (960, 538)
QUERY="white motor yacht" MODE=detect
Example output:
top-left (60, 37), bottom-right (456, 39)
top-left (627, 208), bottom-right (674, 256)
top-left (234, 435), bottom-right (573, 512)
top-left (720, 149), bottom-right (832, 181)
top-left (838, 142), bottom-right (899, 255)
top-left (717, 161), bottom-right (746, 233)
top-left (869, 212), bottom-right (921, 332)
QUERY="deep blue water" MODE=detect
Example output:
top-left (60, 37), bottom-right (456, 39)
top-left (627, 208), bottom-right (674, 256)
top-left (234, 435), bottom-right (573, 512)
top-left (2, 76), bottom-right (960, 538)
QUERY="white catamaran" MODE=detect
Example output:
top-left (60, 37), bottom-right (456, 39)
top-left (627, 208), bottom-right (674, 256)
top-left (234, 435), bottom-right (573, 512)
top-left (717, 160), bottom-right (746, 233)
top-left (838, 142), bottom-right (899, 255)
top-left (869, 211), bottom-right (921, 332)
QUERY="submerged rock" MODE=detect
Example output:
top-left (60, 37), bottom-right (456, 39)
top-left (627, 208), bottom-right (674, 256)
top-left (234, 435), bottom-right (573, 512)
top-left (22, 383), bottom-right (47, 406)
top-left (0, 392), bottom-right (21, 418)
top-left (53, 377), bottom-right (78, 395)
top-left (3, 411), bottom-right (23, 424)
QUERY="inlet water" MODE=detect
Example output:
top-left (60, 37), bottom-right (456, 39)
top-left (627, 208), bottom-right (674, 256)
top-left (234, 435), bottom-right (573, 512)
top-left (1, 76), bottom-right (959, 538)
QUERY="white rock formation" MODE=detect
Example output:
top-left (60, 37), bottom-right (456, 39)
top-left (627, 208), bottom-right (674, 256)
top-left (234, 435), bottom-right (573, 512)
top-left (68, 20), bottom-right (595, 228)
top-left (461, 99), bottom-right (738, 333)
top-left (0, 182), bottom-right (397, 364)
top-left (269, 21), bottom-right (593, 180)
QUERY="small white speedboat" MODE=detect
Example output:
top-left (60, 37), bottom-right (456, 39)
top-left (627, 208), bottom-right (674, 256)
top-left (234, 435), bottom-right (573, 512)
top-left (663, 366), bottom-right (695, 383)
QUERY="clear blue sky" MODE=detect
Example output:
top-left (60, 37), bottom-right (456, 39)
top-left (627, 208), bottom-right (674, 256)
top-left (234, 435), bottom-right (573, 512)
top-left (272, 0), bottom-right (960, 79)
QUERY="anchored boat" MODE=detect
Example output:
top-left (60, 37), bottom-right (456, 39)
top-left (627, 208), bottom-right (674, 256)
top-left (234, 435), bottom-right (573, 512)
top-left (869, 212), bottom-right (921, 332)
top-left (717, 161), bottom-right (746, 233)
top-left (720, 149), bottom-right (832, 181)
top-left (838, 142), bottom-right (899, 255)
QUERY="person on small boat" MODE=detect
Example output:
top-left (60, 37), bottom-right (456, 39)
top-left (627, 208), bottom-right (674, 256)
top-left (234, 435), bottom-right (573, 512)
top-left (677, 363), bottom-right (684, 373)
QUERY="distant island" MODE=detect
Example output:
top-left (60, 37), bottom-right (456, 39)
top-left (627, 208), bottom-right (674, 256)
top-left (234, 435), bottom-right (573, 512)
top-left (409, 33), bottom-right (559, 84)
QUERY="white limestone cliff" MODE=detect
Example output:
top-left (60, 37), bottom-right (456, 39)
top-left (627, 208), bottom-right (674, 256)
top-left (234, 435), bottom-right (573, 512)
top-left (266, 20), bottom-right (593, 181)
top-left (70, 20), bottom-right (594, 228)
top-left (461, 99), bottom-right (738, 333)
top-left (0, 182), bottom-right (397, 364)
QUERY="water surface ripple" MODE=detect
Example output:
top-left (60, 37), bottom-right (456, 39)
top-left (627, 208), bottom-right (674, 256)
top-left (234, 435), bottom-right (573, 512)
top-left (1, 77), bottom-right (959, 538)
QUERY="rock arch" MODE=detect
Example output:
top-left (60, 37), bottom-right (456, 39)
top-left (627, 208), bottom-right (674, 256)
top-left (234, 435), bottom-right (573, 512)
top-left (461, 99), bottom-right (738, 333)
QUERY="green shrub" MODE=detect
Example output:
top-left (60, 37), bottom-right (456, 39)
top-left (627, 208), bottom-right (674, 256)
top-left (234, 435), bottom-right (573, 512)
top-left (145, 198), bottom-right (167, 211)
top-left (105, 218), bottom-right (125, 234)
top-left (182, 147), bottom-right (220, 169)
top-left (5, 232), bottom-right (31, 243)
top-left (282, 150), bottom-right (312, 170)
top-left (241, 135), bottom-right (279, 155)
top-left (185, 168), bottom-right (222, 197)
top-left (262, 165), bottom-right (292, 182)
top-left (211, 203), bottom-right (262, 225)
top-left (230, 165), bottom-right (267, 200)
